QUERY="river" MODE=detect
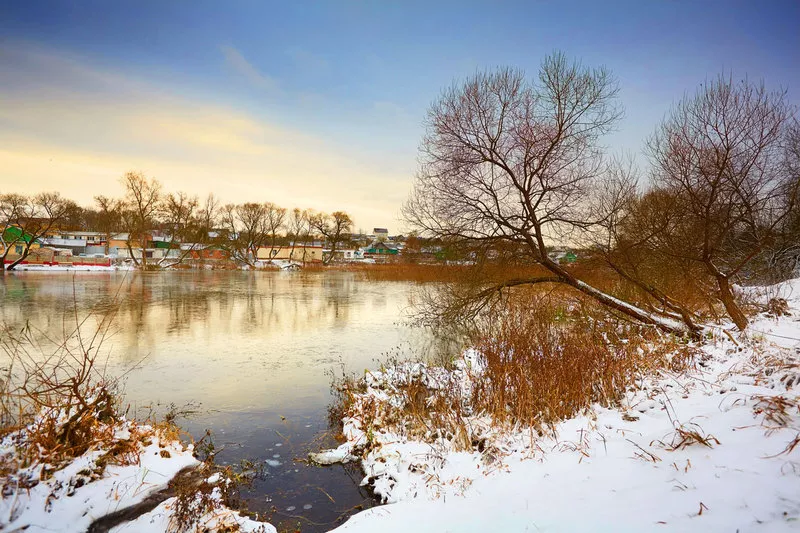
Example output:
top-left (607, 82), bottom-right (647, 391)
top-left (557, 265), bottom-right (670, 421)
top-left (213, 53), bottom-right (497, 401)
top-left (0, 270), bottom-right (438, 532)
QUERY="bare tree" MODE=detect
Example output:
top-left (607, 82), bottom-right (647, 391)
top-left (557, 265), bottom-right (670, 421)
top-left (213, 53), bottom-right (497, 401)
top-left (219, 203), bottom-right (270, 266)
top-left (647, 74), bottom-right (796, 330)
top-left (1, 192), bottom-right (75, 271)
top-left (156, 191), bottom-right (199, 267)
top-left (198, 194), bottom-right (220, 237)
top-left (120, 172), bottom-right (162, 269)
top-left (311, 211), bottom-right (353, 265)
top-left (93, 196), bottom-right (123, 256)
top-left (1, 193), bottom-right (27, 269)
top-left (585, 159), bottom-right (703, 334)
top-left (403, 53), bottom-right (691, 335)
top-left (768, 119), bottom-right (800, 277)
top-left (287, 208), bottom-right (311, 263)
top-left (264, 202), bottom-right (287, 255)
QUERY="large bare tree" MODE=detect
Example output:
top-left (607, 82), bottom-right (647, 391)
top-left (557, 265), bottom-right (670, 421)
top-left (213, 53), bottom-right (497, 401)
top-left (403, 53), bottom-right (691, 335)
top-left (311, 211), bottom-right (353, 265)
top-left (264, 202), bottom-right (287, 253)
top-left (646, 75), bottom-right (797, 330)
top-left (93, 195), bottom-right (123, 256)
top-left (287, 208), bottom-right (313, 263)
top-left (220, 202), bottom-right (270, 266)
top-left (156, 191), bottom-right (199, 267)
top-left (0, 192), bottom-right (75, 271)
top-left (120, 171), bottom-right (162, 269)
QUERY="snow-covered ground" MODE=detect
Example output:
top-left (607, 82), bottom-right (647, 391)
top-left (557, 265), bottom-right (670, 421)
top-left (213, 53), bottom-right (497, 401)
top-left (3, 281), bottom-right (799, 532)
top-left (321, 280), bottom-right (800, 532)
top-left (1, 416), bottom-right (276, 533)
top-left (4, 264), bottom-right (122, 271)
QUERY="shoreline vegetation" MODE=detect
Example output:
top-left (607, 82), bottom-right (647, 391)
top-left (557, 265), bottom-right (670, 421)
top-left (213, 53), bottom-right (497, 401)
top-left (0, 304), bottom-right (278, 533)
top-left (314, 280), bottom-right (800, 532)
top-left (2, 49), bottom-right (798, 533)
top-left (2, 273), bottom-right (798, 532)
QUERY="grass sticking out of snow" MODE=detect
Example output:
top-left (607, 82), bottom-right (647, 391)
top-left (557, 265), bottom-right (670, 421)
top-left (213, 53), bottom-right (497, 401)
top-left (319, 281), bottom-right (800, 532)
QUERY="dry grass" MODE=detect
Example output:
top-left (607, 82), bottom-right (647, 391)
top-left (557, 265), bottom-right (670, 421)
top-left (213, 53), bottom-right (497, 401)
top-left (0, 301), bottom-right (271, 533)
top-left (656, 422), bottom-right (720, 451)
top-left (470, 296), bottom-right (695, 431)
top-left (328, 294), bottom-right (698, 454)
top-left (752, 394), bottom-right (800, 429)
top-left (349, 263), bottom-right (472, 283)
top-left (0, 311), bottom-right (162, 496)
top-left (329, 362), bottom-right (474, 451)
top-left (0, 307), bottom-right (140, 478)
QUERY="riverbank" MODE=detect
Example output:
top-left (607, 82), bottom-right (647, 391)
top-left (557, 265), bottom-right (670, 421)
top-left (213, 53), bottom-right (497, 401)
top-left (0, 271), bottom-right (405, 532)
top-left (319, 280), bottom-right (800, 532)
top-left (3, 275), bottom-right (798, 532)
top-left (0, 408), bottom-right (276, 532)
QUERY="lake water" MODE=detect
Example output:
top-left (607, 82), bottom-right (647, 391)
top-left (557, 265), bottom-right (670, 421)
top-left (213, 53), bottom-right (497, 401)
top-left (0, 270), bottom-right (437, 531)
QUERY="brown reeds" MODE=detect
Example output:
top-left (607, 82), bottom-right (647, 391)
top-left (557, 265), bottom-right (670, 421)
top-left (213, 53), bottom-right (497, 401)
top-left (470, 295), bottom-right (693, 431)
top-left (327, 292), bottom-right (697, 454)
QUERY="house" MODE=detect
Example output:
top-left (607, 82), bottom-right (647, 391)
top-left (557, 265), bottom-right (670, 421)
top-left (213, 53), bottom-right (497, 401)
top-left (1, 226), bottom-right (42, 257)
top-left (40, 231), bottom-right (106, 256)
top-left (187, 245), bottom-right (230, 261)
top-left (108, 232), bottom-right (165, 260)
top-left (330, 249), bottom-right (364, 262)
top-left (364, 241), bottom-right (399, 256)
top-left (257, 244), bottom-right (324, 263)
top-left (549, 249), bottom-right (578, 264)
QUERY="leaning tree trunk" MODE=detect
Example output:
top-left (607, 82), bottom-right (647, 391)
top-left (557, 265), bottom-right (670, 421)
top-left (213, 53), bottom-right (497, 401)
top-left (6, 243), bottom-right (35, 271)
top-left (605, 260), bottom-right (702, 335)
top-left (715, 273), bottom-right (748, 331)
top-left (539, 255), bottom-right (696, 337)
top-left (125, 239), bottom-right (141, 269)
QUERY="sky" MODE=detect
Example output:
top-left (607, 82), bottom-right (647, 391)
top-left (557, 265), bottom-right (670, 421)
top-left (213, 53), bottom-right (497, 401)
top-left (1, 1), bottom-right (798, 231)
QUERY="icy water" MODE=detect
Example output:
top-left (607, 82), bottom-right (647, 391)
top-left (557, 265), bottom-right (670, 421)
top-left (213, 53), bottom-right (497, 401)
top-left (0, 270), bottom-right (438, 531)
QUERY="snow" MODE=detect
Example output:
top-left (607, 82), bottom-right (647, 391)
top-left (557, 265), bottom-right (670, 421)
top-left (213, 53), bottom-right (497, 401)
top-left (109, 496), bottom-right (275, 533)
top-left (3, 280), bottom-right (799, 532)
top-left (0, 417), bottom-right (277, 533)
top-left (4, 264), bottom-right (121, 271)
top-left (308, 443), bottom-right (358, 465)
top-left (321, 280), bottom-right (800, 532)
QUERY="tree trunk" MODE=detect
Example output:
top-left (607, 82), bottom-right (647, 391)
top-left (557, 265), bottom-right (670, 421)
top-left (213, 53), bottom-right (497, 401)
top-left (325, 241), bottom-right (336, 265)
top-left (715, 273), bottom-right (748, 330)
top-left (126, 239), bottom-right (141, 269)
top-left (540, 256), bottom-right (694, 337)
top-left (605, 260), bottom-right (702, 335)
top-left (6, 242), bottom-right (35, 271)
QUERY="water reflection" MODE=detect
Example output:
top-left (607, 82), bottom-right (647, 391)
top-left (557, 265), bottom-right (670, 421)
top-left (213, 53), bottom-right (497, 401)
top-left (0, 270), bottom-right (431, 531)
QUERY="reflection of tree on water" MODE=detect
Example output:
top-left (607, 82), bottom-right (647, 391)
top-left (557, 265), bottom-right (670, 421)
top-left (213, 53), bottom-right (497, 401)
top-left (1, 271), bottom-right (445, 531)
top-left (0, 270), bottom-right (425, 383)
top-left (1, 272), bottom-right (387, 359)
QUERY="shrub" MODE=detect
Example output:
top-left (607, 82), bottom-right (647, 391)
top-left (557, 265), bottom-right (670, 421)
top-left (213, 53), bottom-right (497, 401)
top-left (470, 296), bottom-right (692, 430)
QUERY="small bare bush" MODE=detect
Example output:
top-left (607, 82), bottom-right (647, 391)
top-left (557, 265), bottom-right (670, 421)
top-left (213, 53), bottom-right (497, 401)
top-left (0, 308), bottom-right (131, 471)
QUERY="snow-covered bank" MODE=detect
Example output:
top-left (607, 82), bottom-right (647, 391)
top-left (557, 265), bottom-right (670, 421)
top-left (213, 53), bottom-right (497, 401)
top-left (321, 281), bottom-right (800, 532)
top-left (4, 264), bottom-right (127, 272)
top-left (1, 414), bottom-right (276, 532)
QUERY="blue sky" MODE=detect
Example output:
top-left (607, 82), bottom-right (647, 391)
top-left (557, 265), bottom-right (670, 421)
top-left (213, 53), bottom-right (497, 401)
top-left (1, 0), bottom-right (798, 229)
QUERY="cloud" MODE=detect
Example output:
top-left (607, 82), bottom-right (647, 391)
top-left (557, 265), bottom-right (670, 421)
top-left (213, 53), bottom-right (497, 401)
top-left (220, 44), bottom-right (279, 91)
top-left (0, 43), bottom-right (413, 230)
